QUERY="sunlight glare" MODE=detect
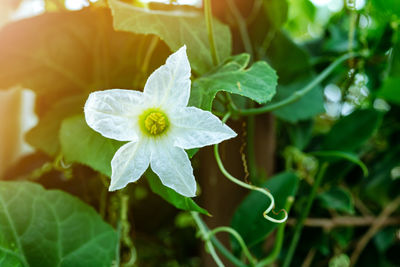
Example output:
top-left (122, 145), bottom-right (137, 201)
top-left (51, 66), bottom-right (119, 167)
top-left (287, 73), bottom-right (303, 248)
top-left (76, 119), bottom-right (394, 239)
top-left (310, 0), bottom-right (344, 13)
top-left (138, 0), bottom-right (201, 7)
top-left (310, 0), bottom-right (331, 7)
top-left (11, 0), bottom-right (44, 20)
top-left (65, 0), bottom-right (90, 10)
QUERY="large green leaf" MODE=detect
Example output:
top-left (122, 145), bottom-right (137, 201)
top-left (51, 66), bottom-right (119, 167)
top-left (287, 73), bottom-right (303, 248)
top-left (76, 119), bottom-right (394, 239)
top-left (0, 7), bottom-right (162, 102)
top-left (190, 54), bottom-right (277, 110)
top-left (0, 181), bottom-right (117, 267)
top-left (108, 0), bottom-right (231, 75)
top-left (322, 109), bottom-right (383, 151)
top-left (146, 171), bottom-right (209, 216)
top-left (231, 172), bottom-right (299, 249)
top-left (60, 115), bottom-right (123, 177)
top-left (0, 8), bottom-right (167, 155)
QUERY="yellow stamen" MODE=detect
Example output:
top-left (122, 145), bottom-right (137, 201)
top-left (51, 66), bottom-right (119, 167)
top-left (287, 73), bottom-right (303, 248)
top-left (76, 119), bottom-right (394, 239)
top-left (143, 112), bottom-right (168, 135)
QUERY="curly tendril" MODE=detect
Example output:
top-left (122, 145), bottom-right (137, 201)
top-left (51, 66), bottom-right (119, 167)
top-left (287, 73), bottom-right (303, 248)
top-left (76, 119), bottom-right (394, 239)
top-left (215, 113), bottom-right (288, 224)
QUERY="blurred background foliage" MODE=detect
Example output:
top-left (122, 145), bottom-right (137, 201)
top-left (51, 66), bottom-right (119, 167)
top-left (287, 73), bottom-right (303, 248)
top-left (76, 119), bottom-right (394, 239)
top-left (0, 0), bottom-right (399, 266)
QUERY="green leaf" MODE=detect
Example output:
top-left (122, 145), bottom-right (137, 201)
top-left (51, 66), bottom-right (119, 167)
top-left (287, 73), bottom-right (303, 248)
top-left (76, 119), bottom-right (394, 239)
top-left (374, 228), bottom-right (397, 252)
top-left (146, 171), bottom-right (210, 216)
top-left (263, 32), bottom-right (324, 122)
top-left (60, 115), bottom-right (124, 176)
top-left (266, 31), bottom-right (311, 84)
top-left (186, 148), bottom-right (199, 159)
top-left (190, 54), bottom-right (278, 110)
top-left (310, 151), bottom-right (369, 177)
top-left (0, 181), bottom-right (117, 267)
top-left (0, 8), bottom-right (160, 98)
top-left (378, 77), bottom-right (400, 105)
top-left (322, 109), bottom-right (383, 151)
top-left (272, 79), bottom-right (324, 122)
top-left (108, 0), bottom-right (231, 75)
top-left (0, 8), bottom-right (168, 155)
top-left (231, 172), bottom-right (299, 249)
top-left (317, 187), bottom-right (355, 214)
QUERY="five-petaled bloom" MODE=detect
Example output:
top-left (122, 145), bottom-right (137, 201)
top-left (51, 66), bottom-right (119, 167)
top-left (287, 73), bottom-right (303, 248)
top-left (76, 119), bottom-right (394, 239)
top-left (84, 46), bottom-right (236, 197)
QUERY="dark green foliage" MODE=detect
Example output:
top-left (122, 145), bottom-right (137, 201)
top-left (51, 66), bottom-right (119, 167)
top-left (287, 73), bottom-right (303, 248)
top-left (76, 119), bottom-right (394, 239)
top-left (0, 0), bottom-right (399, 266)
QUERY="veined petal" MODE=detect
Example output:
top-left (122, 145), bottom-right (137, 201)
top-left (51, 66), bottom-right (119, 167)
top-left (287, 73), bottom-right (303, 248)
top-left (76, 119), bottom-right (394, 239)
top-left (143, 45), bottom-right (191, 108)
top-left (171, 107), bottom-right (237, 149)
top-left (84, 89), bottom-right (143, 141)
top-left (109, 141), bottom-right (150, 191)
top-left (150, 140), bottom-right (196, 197)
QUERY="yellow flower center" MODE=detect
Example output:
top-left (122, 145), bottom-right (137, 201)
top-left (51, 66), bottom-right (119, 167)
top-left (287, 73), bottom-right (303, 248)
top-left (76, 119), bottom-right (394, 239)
top-left (139, 109), bottom-right (169, 136)
top-left (145, 112), bottom-right (167, 135)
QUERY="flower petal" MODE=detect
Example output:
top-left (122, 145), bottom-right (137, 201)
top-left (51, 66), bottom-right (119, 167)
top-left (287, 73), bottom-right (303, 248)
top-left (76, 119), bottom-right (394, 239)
top-left (84, 89), bottom-right (143, 141)
top-left (109, 141), bottom-right (150, 191)
top-left (143, 45), bottom-right (191, 108)
top-left (150, 140), bottom-right (196, 197)
top-left (171, 107), bottom-right (237, 149)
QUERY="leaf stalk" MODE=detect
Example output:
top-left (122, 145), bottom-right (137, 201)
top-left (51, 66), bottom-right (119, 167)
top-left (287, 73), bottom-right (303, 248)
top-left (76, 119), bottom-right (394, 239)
top-left (204, 0), bottom-right (220, 66)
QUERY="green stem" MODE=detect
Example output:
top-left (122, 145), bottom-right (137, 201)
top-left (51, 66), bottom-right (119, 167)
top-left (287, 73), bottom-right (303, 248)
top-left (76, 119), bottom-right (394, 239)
top-left (206, 239), bottom-right (224, 267)
top-left (208, 227), bottom-right (257, 265)
top-left (212, 236), bottom-right (247, 267)
top-left (257, 30), bottom-right (276, 60)
top-left (347, 0), bottom-right (357, 69)
top-left (192, 212), bottom-right (246, 267)
top-left (115, 222), bottom-right (122, 266)
top-left (204, 0), bottom-right (220, 65)
top-left (256, 197), bottom-right (294, 267)
top-left (234, 52), bottom-right (361, 116)
top-left (282, 163), bottom-right (329, 267)
top-left (119, 192), bottom-right (137, 267)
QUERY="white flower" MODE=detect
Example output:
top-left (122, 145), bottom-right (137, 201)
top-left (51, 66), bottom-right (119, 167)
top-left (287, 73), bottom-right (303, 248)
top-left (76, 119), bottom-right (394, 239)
top-left (84, 46), bottom-right (236, 197)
